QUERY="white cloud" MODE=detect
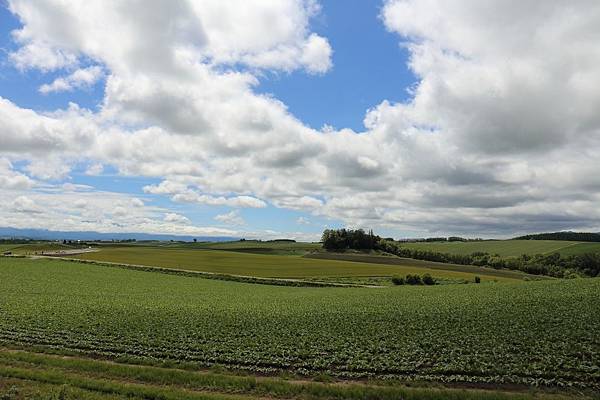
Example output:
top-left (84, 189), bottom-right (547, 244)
top-left (25, 158), bottom-right (71, 180)
top-left (85, 163), bottom-right (104, 176)
top-left (9, 42), bottom-right (78, 71)
top-left (214, 210), bottom-right (245, 226)
top-left (73, 199), bottom-right (87, 209)
top-left (0, 159), bottom-right (34, 190)
top-left (172, 192), bottom-right (267, 209)
top-left (7, 0), bottom-right (331, 75)
top-left (131, 198), bottom-right (144, 208)
top-left (300, 33), bottom-right (333, 74)
top-left (2, 1), bottom-right (600, 237)
top-left (0, 183), bottom-right (238, 237)
top-left (39, 66), bottom-right (103, 94)
top-left (164, 212), bottom-right (190, 224)
top-left (296, 216), bottom-right (310, 225)
top-left (12, 195), bottom-right (42, 213)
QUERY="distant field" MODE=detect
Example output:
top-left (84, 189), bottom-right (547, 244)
top-left (6, 243), bottom-right (78, 255)
top-left (558, 242), bottom-right (600, 256)
top-left (184, 240), bottom-right (321, 255)
top-left (399, 240), bottom-right (583, 257)
top-left (0, 257), bottom-right (598, 390)
top-left (71, 246), bottom-right (522, 282)
top-left (0, 245), bottom-right (17, 253)
top-left (306, 252), bottom-right (540, 280)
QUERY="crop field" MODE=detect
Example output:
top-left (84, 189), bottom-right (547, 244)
top-left (305, 252), bottom-right (541, 280)
top-left (398, 240), bottom-right (583, 257)
top-left (0, 245), bottom-right (16, 253)
top-left (557, 242), bottom-right (600, 256)
top-left (70, 245), bottom-right (523, 282)
top-left (186, 240), bottom-right (321, 255)
top-left (92, 240), bottom-right (321, 256)
top-left (3, 242), bottom-right (78, 255)
top-left (0, 257), bottom-right (598, 392)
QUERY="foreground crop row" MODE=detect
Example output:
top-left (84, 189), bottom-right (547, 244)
top-left (0, 258), bottom-right (598, 390)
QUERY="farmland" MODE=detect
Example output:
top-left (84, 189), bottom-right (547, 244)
top-left (397, 240), bottom-right (589, 257)
top-left (69, 245), bottom-right (526, 282)
top-left (0, 257), bottom-right (599, 395)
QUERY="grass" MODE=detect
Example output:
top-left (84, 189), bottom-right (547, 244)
top-left (398, 240), bottom-right (583, 257)
top-left (557, 242), bottom-right (600, 256)
top-left (68, 246), bottom-right (522, 282)
top-left (0, 257), bottom-right (598, 390)
top-left (0, 377), bottom-right (131, 399)
top-left (0, 350), bottom-right (587, 400)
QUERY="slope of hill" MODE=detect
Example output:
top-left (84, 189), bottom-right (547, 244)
top-left (514, 231), bottom-right (600, 242)
top-left (398, 240), bottom-right (581, 257)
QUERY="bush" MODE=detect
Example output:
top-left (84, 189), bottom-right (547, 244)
top-left (391, 276), bottom-right (405, 285)
top-left (422, 273), bottom-right (435, 285)
top-left (474, 276), bottom-right (481, 283)
top-left (405, 274), bottom-right (422, 285)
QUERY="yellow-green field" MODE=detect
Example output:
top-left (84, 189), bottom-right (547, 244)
top-left (71, 245), bottom-right (524, 282)
top-left (398, 240), bottom-right (587, 257)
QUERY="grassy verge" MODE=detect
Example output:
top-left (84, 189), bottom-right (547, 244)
top-left (0, 349), bottom-right (589, 400)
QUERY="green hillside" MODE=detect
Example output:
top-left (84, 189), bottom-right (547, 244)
top-left (398, 240), bottom-right (582, 257)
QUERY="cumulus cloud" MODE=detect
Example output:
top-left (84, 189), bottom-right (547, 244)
top-left (164, 213), bottom-right (190, 224)
top-left (0, 183), bottom-right (237, 236)
top-left (12, 195), bottom-right (42, 213)
top-left (172, 192), bottom-right (267, 209)
top-left (214, 210), bottom-right (245, 226)
top-left (143, 181), bottom-right (267, 208)
top-left (0, 159), bottom-right (34, 190)
top-left (1, 0), bottom-right (600, 237)
top-left (39, 66), bottom-right (103, 94)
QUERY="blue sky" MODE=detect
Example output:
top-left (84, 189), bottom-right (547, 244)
top-left (0, 1), bottom-right (417, 239)
top-left (259, 0), bottom-right (414, 132)
top-left (2, 1), bottom-right (599, 239)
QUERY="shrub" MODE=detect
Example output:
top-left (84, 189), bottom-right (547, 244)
top-left (405, 274), bottom-right (422, 285)
top-left (391, 276), bottom-right (405, 285)
top-left (422, 274), bottom-right (435, 285)
top-left (474, 276), bottom-right (481, 284)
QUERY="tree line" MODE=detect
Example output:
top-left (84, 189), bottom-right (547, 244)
top-left (514, 231), bottom-right (600, 242)
top-left (321, 229), bottom-right (600, 278)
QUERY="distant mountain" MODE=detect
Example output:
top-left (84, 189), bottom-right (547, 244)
top-left (0, 227), bottom-right (238, 242)
top-left (514, 231), bottom-right (600, 242)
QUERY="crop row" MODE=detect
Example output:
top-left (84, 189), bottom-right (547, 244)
top-left (0, 257), bottom-right (598, 390)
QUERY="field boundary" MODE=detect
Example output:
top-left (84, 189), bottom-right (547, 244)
top-left (14, 255), bottom-right (373, 288)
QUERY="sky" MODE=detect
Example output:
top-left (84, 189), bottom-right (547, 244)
top-left (1, 0), bottom-right (600, 241)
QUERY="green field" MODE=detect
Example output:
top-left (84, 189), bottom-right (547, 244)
top-left (557, 242), bottom-right (600, 256)
top-left (305, 252), bottom-right (541, 280)
top-left (398, 240), bottom-right (585, 257)
top-left (70, 246), bottom-right (524, 282)
top-left (2, 242), bottom-right (78, 255)
top-left (0, 257), bottom-right (598, 393)
top-left (183, 240), bottom-right (321, 255)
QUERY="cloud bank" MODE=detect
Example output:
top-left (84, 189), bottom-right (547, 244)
top-left (1, 0), bottom-right (600, 238)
